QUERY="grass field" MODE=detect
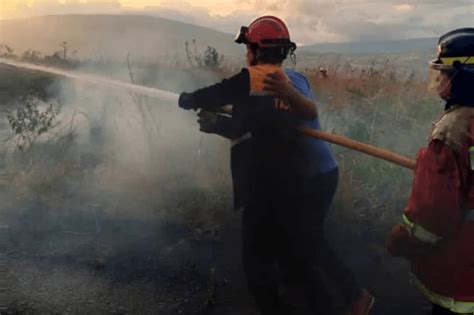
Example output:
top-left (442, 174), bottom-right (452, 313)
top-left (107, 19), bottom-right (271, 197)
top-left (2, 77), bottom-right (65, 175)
top-left (0, 55), bottom-right (440, 314)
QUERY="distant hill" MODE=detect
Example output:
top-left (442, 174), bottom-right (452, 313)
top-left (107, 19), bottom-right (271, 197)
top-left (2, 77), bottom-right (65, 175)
top-left (0, 14), bottom-right (242, 61)
top-left (299, 37), bottom-right (437, 55)
top-left (0, 14), bottom-right (438, 62)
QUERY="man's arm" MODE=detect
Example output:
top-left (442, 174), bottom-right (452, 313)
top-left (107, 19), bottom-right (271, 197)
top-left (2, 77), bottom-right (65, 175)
top-left (198, 110), bottom-right (245, 140)
top-left (263, 71), bottom-right (317, 121)
top-left (179, 69), bottom-right (249, 111)
top-left (387, 140), bottom-right (464, 258)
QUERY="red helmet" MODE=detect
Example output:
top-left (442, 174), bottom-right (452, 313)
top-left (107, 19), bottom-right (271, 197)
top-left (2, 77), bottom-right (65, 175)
top-left (235, 16), bottom-right (297, 51)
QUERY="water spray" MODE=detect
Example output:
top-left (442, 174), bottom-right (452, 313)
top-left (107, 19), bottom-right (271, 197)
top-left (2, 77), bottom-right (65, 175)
top-left (0, 58), bottom-right (179, 102)
top-left (0, 58), bottom-right (416, 170)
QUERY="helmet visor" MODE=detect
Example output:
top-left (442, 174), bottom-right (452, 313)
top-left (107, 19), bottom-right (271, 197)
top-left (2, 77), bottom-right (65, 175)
top-left (234, 26), bottom-right (249, 44)
top-left (428, 68), bottom-right (441, 92)
top-left (427, 68), bottom-right (454, 98)
top-left (430, 56), bottom-right (474, 71)
top-left (430, 59), bottom-right (454, 71)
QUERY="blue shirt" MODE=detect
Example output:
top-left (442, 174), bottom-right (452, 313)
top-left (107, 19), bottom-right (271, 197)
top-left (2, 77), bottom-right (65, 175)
top-left (183, 67), bottom-right (338, 185)
top-left (284, 68), bottom-right (338, 176)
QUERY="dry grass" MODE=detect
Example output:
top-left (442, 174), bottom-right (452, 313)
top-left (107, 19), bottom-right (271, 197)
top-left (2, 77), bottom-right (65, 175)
top-left (1, 57), bottom-right (442, 238)
top-left (302, 61), bottom-right (440, 237)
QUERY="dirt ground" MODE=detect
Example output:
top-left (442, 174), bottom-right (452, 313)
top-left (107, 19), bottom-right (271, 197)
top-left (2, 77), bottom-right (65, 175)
top-left (0, 146), bottom-right (429, 315)
top-left (0, 197), bottom-right (256, 315)
top-left (0, 197), bottom-right (432, 315)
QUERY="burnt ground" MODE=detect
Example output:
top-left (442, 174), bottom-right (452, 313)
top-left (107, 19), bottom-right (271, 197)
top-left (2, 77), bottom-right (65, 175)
top-left (0, 62), bottom-right (433, 315)
top-left (0, 143), bottom-right (429, 315)
top-left (0, 199), bottom-right (431, 315)
top-left (0, 196), bottom-right (257, 315)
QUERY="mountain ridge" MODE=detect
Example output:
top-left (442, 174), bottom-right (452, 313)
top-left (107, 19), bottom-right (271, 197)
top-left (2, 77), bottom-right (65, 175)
top-left (0, 14), bottom-right (240, 61)
top-left (1, 14), bottom-right (438, 60)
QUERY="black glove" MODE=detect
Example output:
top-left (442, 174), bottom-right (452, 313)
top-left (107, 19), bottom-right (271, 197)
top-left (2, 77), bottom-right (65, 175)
top-left (197, 110), bottom-right (219, 133)
top-left (178, 92), bottom-right (197, 110)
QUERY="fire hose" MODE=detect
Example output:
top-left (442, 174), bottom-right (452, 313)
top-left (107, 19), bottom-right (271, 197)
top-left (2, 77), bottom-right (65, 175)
top-left (218, 106), bottom-right (416, 170)
top-left (297, 127), bottom-right (416, 170)
top-left (0, 59), bottom-right (416, 170)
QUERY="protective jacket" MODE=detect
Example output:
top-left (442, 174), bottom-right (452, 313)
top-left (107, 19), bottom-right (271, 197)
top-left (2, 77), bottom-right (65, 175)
top-left (387, 105), bottom-right (474, 313)
top-left (204, 67), bottom-right (337, 209)
top-left (180, 65), bottom-right (337, 206)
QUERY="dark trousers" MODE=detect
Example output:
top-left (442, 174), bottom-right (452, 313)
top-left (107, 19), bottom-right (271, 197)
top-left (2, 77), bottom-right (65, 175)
top-left (432, 304), bottom-right (467, 315)
top-left (242, 168), bottom-right (361, 314)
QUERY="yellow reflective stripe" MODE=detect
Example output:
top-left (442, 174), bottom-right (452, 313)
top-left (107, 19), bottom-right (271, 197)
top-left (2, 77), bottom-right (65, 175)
top-left (401, 214), bottom-right (414, 229)
top-left (231, 132), bottom-right (252, 147)
top-left (412, 274), bottom-right (474, 313)
top-left (469, 146), bottom-right (474, 171)
top-left (401, 214), bottom-right (442, 244)
top-left (440, 56), bottom-right (474, 65)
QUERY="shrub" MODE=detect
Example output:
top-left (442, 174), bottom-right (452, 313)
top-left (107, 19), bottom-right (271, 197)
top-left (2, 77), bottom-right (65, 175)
top-left (7, 98), bottom-right (60, 151)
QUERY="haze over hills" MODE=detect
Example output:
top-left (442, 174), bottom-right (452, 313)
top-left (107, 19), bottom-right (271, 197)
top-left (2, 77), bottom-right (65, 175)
top-left (0, 14), bottom-right (437, 62)
top-left (299, 37), bottom-right (437, 55)
top-left (0, 14), bottom-right (242, 62)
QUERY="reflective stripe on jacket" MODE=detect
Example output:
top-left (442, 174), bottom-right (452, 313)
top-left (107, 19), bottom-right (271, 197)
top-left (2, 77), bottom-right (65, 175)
top-left (401, 214), bottom-right (443, 245)
top-left (412, 274), bottom-right (474, 313)
top-left (387, 106), bottom-right (474, 305)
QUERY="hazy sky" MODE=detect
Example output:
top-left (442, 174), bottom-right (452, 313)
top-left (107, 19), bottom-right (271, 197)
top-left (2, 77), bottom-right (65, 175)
top-left (1, 0), bottom-right (473, 43)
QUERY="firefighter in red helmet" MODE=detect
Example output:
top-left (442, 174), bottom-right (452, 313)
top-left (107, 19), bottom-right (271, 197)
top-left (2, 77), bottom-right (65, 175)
top-left (387, 28), bottom-right (474, 315)
top-left (234, 16), bottom-right (297, 62)
top-left (180, 16), bottom-right (373, 314)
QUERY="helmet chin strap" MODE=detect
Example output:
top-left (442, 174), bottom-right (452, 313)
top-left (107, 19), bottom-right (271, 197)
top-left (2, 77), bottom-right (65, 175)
top-left (446, 65), bottom-right (474, 109)
top-left (290, 51), bottom-right (297, 65)
top-left (442, 72), bottom-right (459, 110)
